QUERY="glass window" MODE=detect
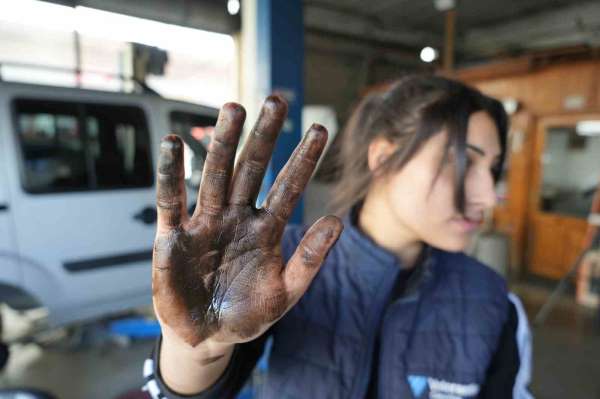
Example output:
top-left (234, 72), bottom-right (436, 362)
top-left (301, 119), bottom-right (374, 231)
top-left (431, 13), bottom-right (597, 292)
top-left (14, 99), bottom-right (153, 193)
top-left (84, 104), bottom-right (152, 189)
top-left (540, 126), bottom-right (600, 218)
top-left (169, 111), bottom-right (217, 188)
top-left (15, 101), bottom-right (87, 192)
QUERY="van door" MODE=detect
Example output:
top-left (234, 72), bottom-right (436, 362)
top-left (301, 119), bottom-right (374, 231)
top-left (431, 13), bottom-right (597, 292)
top-left (9, 97), bottom-right (156, 325)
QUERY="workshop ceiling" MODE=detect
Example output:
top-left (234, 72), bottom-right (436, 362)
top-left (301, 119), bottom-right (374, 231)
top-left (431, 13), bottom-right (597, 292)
top-left (305, 0), bottom-right (600, 64)
top-left (38, 0), bottom-right (600, 66)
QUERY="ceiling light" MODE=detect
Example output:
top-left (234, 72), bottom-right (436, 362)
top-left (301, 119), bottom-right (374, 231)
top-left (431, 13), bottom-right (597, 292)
top-left (502, 98), bottom-right (519, 115)
top-left (434, 0), bottom-right (456, 12)
top-left (420, 46), bottom-right (438, 63)
top-left (227, 0), bottom-right (240, 15)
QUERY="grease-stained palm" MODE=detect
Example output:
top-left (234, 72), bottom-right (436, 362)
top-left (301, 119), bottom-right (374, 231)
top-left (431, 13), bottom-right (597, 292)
top-left (152, 95), bottom-right (343, 347)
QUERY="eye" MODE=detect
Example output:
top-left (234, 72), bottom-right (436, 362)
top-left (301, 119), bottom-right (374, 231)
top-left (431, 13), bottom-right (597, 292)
top-left (491, 163), bottom-right (502, 177)
top-left (466, 156), bottom-right (474, 168)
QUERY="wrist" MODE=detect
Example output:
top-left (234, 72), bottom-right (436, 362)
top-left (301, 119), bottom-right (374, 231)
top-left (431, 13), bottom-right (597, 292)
top-left (158, 333), bottom-right (235, 395)
top-left (161, 330), bottom-right (234, 364)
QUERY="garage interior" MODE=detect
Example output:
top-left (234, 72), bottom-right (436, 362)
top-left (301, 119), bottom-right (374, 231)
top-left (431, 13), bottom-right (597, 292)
top-left (0, 0), bottom-right (599, 398)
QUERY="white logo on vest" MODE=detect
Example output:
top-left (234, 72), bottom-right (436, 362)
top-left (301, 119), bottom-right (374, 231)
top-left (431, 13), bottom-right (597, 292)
top-left (407, 375), bottom-right (480, 398)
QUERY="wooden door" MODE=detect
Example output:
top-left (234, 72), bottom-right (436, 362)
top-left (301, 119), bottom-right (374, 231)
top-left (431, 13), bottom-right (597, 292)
top-left (528, 115), bottom-right (600, 279)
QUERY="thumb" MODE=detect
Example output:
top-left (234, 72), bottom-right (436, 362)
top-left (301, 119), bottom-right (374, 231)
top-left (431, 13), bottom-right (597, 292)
top-left (282, 215), bottom-right (343, 303)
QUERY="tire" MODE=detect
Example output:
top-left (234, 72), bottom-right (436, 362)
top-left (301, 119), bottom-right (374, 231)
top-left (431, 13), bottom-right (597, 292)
top-left (0, 341), bottom-right (8, 372)
top-left (0, 308), bottom-right (8, 371)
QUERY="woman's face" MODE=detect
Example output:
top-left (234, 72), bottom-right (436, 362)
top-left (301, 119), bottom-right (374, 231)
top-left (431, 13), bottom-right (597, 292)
top-left (372, 111), bottom-right (502, 252)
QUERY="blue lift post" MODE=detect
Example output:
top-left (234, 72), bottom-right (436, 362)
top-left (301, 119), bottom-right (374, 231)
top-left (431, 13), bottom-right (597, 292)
top-left (256, 0), bottom-right (305, 224)
top-left (247, 1), bottom-right (305, 397)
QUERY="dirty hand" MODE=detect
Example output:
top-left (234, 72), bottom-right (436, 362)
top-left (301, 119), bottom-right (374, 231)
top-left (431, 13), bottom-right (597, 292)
top-left (152, 95), bottom-right (343, 348)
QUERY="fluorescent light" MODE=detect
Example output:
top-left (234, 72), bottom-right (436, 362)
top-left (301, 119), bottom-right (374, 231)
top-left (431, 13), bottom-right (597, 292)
top-left (227, 0), bottom-right (241, 15)
top-left (420, 46), bottom-right (438, 63)
top-left (0, 0), bottom-right (76, 33)
top-left (0, 0), bottom-right (234, 60)
top-left (75, 7), bottom-right (234, 59)
top-left (576, 120), bottom-right (600, 136)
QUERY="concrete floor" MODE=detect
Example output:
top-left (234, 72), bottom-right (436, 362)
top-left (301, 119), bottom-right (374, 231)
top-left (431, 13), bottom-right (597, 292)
top-left (0, 283), bottom-right (598, 399)
top-left (512, 282), bottom-right (600, 399)
top-left (0, 305), bottom-right (156, 399)
top-left (0, 338), bottom-right (154, 399)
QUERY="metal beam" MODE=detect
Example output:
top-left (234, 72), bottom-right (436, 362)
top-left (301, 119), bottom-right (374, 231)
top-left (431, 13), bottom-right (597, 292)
top-left (304, 3), bottom-right (442, 51)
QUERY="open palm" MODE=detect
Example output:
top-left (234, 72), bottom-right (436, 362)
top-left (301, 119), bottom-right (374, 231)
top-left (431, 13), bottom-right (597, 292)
top-left (152, 96), bottom-right (342, 347)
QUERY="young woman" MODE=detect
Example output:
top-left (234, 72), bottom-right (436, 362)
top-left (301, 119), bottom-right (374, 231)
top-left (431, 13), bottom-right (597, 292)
top-left (143, 75), bottom-right (532, 399)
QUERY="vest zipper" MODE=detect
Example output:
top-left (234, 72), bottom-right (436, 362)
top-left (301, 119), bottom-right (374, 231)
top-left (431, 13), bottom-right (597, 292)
top-left (350, 272), bottom-right (399, 399)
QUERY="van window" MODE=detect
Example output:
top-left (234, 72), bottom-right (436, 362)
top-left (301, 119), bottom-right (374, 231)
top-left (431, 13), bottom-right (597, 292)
top-left (14, 99), bottom-right (153, 193)
top-left (170, 111), bottom-right (217, 188)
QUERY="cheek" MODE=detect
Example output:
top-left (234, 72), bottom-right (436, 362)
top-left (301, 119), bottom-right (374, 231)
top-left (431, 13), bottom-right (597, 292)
top-left (384, 168), bottom-right (428, 220)
top-left (395, 163), bottom-right (455, 220)
top-left (385, 167), bottom-right (471, 251)
top-left (427, 174), bottom-right (472, 250)
top-left (383, 164), bottom-right (453, 231)
top-left (427, 171), bottom-right (457, 219)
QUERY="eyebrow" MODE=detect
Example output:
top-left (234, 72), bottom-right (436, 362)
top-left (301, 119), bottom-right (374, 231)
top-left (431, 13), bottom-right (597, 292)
top-left (466, 143), bottom-right (501, 160)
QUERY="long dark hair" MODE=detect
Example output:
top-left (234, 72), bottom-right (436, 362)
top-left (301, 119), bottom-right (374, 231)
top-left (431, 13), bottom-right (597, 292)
top-left (331, 75), bottom-right (508, 215)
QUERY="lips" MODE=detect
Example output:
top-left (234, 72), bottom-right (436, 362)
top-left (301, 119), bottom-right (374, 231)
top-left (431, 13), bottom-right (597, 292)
top-left (452, 216), bottom-right (483, 232)
top-left (464, 216), bottom-right (483, 225)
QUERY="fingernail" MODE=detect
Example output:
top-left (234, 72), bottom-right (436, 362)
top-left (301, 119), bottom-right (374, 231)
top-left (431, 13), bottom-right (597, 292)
top-left (264, 95), bottom-right (288, 116)
top-left (161, 135), bottom-right (182, 152)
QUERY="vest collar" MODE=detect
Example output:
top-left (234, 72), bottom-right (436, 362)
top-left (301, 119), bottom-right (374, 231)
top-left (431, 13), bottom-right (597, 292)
top-left (338, 206), bottom-right (435, 296)
top-left (341, 208), bottom-right (399, 269)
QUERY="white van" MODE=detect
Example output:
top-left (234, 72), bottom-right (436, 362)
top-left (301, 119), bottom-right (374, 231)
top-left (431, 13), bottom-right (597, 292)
top-left (0, 81), bottom-right (217, 331)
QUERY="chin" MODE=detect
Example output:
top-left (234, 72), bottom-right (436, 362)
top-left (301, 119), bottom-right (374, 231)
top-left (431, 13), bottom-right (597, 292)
top-left (429, 234), bottom-right (470, 253)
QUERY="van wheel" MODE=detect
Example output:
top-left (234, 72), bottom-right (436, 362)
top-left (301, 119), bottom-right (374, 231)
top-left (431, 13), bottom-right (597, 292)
top-left (0, 342), bottom-right (8, 371)
top-left (0, 308), bottom-right (7, 371)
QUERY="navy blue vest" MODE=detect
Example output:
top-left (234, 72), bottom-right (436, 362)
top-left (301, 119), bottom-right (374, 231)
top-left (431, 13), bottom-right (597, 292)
top-left (264, 217), bottom-right (509, 399)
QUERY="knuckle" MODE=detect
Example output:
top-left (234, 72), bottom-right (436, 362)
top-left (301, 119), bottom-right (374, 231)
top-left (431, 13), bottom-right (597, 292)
top-left (157, 197), bottom-right (182, 210)
top-left (199, 201), bottom-right (222, 216)
top-left (299, 242), bottom-right (320, 268)
top-left (208, 136), bottom-right (234, 157)
top-left (242, 159), bottom-right (266, 176)
top-left (203, 168), bottom-right (228, 184)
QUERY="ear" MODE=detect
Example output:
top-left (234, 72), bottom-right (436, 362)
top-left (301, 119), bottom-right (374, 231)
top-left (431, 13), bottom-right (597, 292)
top-left (367, 137), bottom-right (397, 173)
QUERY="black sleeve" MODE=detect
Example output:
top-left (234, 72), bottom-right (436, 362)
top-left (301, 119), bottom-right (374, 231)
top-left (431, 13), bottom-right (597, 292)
top-left (144, 333), bottom-right (269, 399)
top-left (477, 301), bottom-right (520, 399)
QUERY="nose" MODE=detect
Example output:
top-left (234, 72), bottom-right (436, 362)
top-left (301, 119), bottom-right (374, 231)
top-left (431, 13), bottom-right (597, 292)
top-left (467, 169), bottom-right (498, 210)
